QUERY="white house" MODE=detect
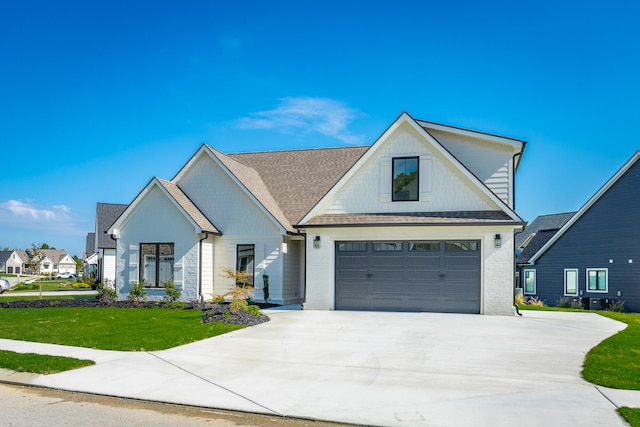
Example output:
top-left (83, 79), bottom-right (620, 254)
top-left (35, 249), bottom-right (76, 275)
top-left (109, 112), bottom-right (525, 315)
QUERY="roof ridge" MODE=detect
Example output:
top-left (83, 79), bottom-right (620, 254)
top-left (227, 145), bottom-right (369, 155)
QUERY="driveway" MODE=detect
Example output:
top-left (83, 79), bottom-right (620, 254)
top-left (1, 310), bottom-right (630, 426)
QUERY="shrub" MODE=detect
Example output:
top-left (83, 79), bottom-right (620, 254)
top-left (226, 285), bottom-right (254, 314)
top-left (162, 281), bottom-right (181, 303)
top-left (128, 281), bottom-right (148, 304)
top-left (526, 296), bottom-right (546, 307)
top-left (609, 300), bottom-right (625, 313)
top-left (247, 305), bottom-right (261, 316)
top-left (97, 279), bottom-right (117, 305)
top-left (220, 266), bottom-right (253, 288)
top-left (515, 292), bottom-right (525, 305)
top-left (211, 294), bottom-right (225, 304)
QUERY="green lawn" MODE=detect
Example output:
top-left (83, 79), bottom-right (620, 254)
top-left (7, 280), bottom-right (93, 292)
top-left (0, 307), bottom-right (244, 351)
top-left (0, 349), bottom-right (94, 374)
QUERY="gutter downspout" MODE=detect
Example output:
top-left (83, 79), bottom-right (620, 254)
top-left (198, 233), bottom-right (210, 302)
top-left (512, 146), bottom-right (525, 316)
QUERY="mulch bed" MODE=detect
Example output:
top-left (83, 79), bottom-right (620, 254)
top-left (0, 299), bottom-right (272, 327)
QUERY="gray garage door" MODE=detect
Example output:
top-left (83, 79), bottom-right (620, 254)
top-left (335, 240), bottom-right (481, 313)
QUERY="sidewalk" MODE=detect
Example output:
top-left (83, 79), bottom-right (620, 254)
top-left (0, 310), bottom-right (637, 426)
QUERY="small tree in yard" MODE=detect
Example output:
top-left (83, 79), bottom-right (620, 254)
top-left (220, 267), bottom-right (254, 314)
top-left (163, 280), bottom-right (182, 303)
top-left (27, 244), bottom-right (46, 300)
top-left (128, 280), bottom-right (148, 305)
top-left (97, 279), bottom-right (118, 305)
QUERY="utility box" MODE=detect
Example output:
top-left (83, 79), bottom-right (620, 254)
top-left (590, 298), bottom-right (602, 310)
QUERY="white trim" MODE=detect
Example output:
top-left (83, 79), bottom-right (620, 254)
top-left (415, 120), bottom-right (526, 149)
top-left (564, 268), bottom-right (579, 296)
top-left (299, 113), bottom-right (522, 224)
top-left (523, 268), bottom-right (536, 295)
top-left (586, 267), bottom-right (608, 293)
top-left (529, 151), bottom-right (640, 264)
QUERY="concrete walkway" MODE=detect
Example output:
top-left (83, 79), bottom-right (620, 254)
top-left (0, 310), bottom-right (636, 426)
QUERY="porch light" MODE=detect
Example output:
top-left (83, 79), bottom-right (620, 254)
top-left (494, 234), bottom-right (502, 248)
top-left (313, 236), bottom-right (321, 249)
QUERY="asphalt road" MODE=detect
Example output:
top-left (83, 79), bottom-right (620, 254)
top-left (0, 383), bottom-right (345, 427)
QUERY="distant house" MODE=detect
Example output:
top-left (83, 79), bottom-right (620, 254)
top-left (515, 212), bottom-right (576, 256)
top-left (83, 232), bottom-right (98, 278)
top-left (91, 203), bottom-right (128, 284)
top-left (516, 151), bottom-right (640, 311)
top-left (0, 250), bottom-right (25, 274)
top-left (108, 112), bottom-right (526, 315)
top-left (34, 249), bottom-right (77, 276)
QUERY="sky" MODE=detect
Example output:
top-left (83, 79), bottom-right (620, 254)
top-left (1, 0), bottom-right (638, 258)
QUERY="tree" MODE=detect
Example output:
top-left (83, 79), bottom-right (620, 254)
top-left (27, 244), bottom-right (46, 300)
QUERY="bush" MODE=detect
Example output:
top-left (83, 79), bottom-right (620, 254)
top-left (556, 297), bottom-right (581, 309)
top-left (128, 281), bottom-right (148, 304)
top-left (211, 295), bottom-right (225, 304)
top-left (226, 285), bottom-right (254, 314)
top-left (515, 292), bottom-right (525, 305)
top-left (162, 281), bottom-right (181, 303)
top-left (97, 279), bottom-right (117, 305)
top-left (247, 305), bottom-right (261, 316)
top-left (609, 300), bottom-right (625, 313)
top-left (526, 296), bottom-right (546, 307)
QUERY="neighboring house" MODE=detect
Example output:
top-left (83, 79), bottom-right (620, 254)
top-left (517, 151), bottom-right (640, 312)
top-left (515, 212), bottom-right (576, 256)
top-left (0, 250), bottom-right (25, 274)
top-left (83, 232), bottom-right (98, 278)
top-left (109, 112), bottom-right (526, 315)
top-left (34, 249), bottom-right (77, 275)
top-left (92, 203), bottom-right (128, 284)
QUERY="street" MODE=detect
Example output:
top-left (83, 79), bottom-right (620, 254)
top-left (0, 384), bottom-right (344, 427)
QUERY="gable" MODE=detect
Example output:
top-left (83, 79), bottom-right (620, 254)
top-left (530, 152), bottom-right (640, 264)
top-left (175, 152), bottom-right (282, 237)
top-left (306, 120), bottom-right (505, 218)
top-left (424, 127), bottom-right (521, 207)
top-left (117, 185), bottom-right (201, 240)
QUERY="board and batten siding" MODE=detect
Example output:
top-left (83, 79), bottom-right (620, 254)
top-left (103, 249), bottom-right (117, 284)
top-left (114, 185), bottom-right (200, 301)
top-left (317, 123), bottom-right (498, 216)
top-left (427, 128), bottom-right (515, 208)
top-left (530, 159), bottom-right (640, 311)
top-left (282, 237), bottom-right (304, 304)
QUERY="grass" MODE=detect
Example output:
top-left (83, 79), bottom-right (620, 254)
top-left (0, 295), bottom-right (96, 302)
top-left (0, 349), bottom-right (94, 374)
top-left (7, 280), bottom-right (93, 292)
top-left (619, 408), bottom-right (640, 426)
top-left (0, 307), bottom-right (244, 351)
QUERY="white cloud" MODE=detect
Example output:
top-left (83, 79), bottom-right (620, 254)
top-left (0, 200), bottom-right (74, 230)
top-left (237, 97), bottom-right (364, 144)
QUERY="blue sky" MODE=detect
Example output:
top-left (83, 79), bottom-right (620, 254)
top-left (1, 1), bottom-right (638, 257)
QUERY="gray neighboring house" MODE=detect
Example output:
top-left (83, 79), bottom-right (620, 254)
top-left (515, 212), bottom-right (576, 256)
top-left (0, 250), bottom-right (25, 274)
top-left (516, 151), bottom-right (640, 311)
top-left (92, 203), bottom-right (128, 284)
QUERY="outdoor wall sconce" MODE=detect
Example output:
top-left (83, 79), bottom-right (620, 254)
top-left (313, 236), bottom-right (321, 249)
top-left (494, 234), bottom-right (502, 248)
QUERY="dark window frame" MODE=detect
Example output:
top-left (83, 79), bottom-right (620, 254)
top-left (586, 268), bottom-right (607, 292)
top-left (140, 242), bottom-right (175, 288)
top-left (236, 244), bottom-right (255, 287)
top-left (392, 156), bottom-right (419, 202)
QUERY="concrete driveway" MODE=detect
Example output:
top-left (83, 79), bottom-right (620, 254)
top-left (1, 310), bottom-right (631, 426)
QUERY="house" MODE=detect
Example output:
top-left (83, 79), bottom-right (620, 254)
top-left (33, 249), bottom-right (77, 276)
top-left (517, 151), bottom-right (640, 311)
top-left (83, 232), bottom-right (98, 279)
top-left (0, 250), bottom-right (25, 274)
top-left (109, 112), bottom-right (526, 315)
top-left (90, 203), bottom-right (128, 284)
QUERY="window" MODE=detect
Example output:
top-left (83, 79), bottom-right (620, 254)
top-left (373, 242), bottom-right (403, 251)
top-left (236, 244), bottom-right (255, 287)
top-left (392, 157), bottom-right (419, 201)
top-left (446, 241), bottom-right (479, 251)
top-left (337, 242), bottom-right (367, 252)
top-left (523, 269), bottom-right (536, 295)
top-left (140, 243), bottom-right (174, 287)
top-left (409, 242), bottom-right (440, 251)
top-left (587, 268), bottom-right (607, 292)
top-left (564, 269), bottom-right (578, 296)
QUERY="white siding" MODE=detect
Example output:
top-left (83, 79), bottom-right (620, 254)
top-left (427, 128), bottom-right (516, 207)
top-left (200, 238), bottom-right (214, 298)
top-left (115, 186), bottom-right (200, 301)
top-left (282, 237), bottom-right (304, 304)
top-left (303, 225), bottom-right (516, 315)
top-left (103, 249), bottom-right (116, 283)
top-left (316, 123), bottom-right (499, 216)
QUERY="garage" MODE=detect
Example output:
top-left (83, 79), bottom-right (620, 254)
top-left (335, 240), bottom-right (481, 313)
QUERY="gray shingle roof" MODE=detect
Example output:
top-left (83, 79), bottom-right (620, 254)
top-left (516, 229), bottom-right (560, 264)
top-left (0, 251), bottom-right (12, 263)
top-left (301, 211), bottom-right (518, 227)
top-left (96, 203), bottom-right (128, 249)
top-left (515, 212), bottom-right (576, 249)
top-left (156, 178), bottom-right (221, 235)
top-left (85, 233), bottom-right (95, 257)
top-left (228, 146), bottom-right (369, 225)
